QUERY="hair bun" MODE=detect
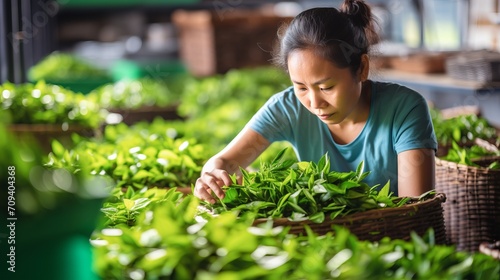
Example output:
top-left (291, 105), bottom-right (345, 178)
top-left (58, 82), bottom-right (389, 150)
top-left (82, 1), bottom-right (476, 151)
top-left (340, 0), bottom-right (370, 28)
top-left (340, 0), bottom-right (379, 44)
top-left (342, 0), bottom-right (360, 14)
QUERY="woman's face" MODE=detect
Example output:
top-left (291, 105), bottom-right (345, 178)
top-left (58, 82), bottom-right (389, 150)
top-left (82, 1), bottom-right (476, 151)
top-left (287, 48), bottom-right (364, 125)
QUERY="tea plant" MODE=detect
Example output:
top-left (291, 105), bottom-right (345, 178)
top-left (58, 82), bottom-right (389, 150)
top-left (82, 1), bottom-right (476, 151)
top-left (28, 52), bottom-right (110, 81)
top-left (89, 78), bottom-right (182, 110)
top-left (98, 187), bottom-right (184, 228)
top-left (442, 141), bottom-right (500, 169)
top-left (0, 81), bottom-right (105, 128)
top-left (0, 122), bottom-right (110, 216)
top-left (45, 119), bottom-right (210, 189)
top-left (92, 191), bottom-right (500, 280)
top-left (432, 113), bottom-right (498, 147)
top-left (205, 149), bottom-right (408, 222)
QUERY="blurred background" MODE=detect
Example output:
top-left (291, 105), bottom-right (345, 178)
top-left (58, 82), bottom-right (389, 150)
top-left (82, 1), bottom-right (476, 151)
top-left (2, 1), bottom-right (500, 279)
top-left (1, 0), bottom-right (500, 127)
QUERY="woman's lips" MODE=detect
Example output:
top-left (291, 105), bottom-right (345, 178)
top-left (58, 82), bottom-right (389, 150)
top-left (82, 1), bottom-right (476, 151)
top-left (317, 113), bottom-right (334, 120)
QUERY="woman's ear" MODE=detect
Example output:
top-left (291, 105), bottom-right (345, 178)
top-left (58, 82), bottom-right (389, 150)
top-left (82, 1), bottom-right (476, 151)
top-left (358, 54), bottom-right (370, 82)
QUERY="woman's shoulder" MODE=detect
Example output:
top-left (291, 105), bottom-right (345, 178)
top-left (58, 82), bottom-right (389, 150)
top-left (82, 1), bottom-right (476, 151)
top-left (372, 80), bottom-right (426, 104)
top-left (271, 86), bottom-right (295, 98)
top-left (372, 80), bottom-right (420, 95)
top-left (267, 86), bottom-right (299, 105)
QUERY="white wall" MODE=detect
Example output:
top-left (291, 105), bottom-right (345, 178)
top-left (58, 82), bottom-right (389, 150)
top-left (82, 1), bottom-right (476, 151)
top-left (468, 0), bottom-right (498, 50)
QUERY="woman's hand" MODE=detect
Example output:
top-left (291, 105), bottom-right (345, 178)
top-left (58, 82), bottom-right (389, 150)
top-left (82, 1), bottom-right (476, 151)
top-left (192, 127), bottom-right (270, 203)
top-left (194, 169), bottom-right (233, 204)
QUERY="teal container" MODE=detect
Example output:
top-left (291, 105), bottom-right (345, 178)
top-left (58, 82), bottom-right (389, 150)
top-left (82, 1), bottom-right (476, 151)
top-left (1, 198), bottom-right (104, 280)
top-left (111, 59), bottom-right (187, 81)
top-left (40, 78), bottom-right (114, 95)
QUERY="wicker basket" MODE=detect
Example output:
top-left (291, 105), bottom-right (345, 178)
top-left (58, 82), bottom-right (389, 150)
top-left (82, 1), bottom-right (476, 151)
top-left (172, 9), bottom-right (292, 77)
top-left (446, 50), bottom-right (500, 82)
top-left (253, 193), bottom-right (447, 243)
top-left (437, 138), bottom-right (500, 158)
top-left (435, 157), bottom-right (500, 252)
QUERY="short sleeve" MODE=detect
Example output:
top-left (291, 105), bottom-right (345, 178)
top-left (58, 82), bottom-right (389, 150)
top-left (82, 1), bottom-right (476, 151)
top-left (246, 88), bottom-right (297, 143)
top-left (392, 90), bottom-right (437, 154)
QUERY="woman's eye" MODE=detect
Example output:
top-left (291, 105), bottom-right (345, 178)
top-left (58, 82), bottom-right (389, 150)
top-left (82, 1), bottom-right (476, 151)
top-left (320, 86), bottom-right (333, 91)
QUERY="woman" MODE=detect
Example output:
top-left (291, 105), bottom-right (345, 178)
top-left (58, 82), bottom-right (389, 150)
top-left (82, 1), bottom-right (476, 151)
top-left (194, 0), bottom-right (437, 204)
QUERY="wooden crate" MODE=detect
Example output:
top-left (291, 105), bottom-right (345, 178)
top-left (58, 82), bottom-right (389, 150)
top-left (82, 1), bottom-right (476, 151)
top-left (172, 9), bottom-right (292, 77)
top-left (388, 52), bottom-right (452, 74)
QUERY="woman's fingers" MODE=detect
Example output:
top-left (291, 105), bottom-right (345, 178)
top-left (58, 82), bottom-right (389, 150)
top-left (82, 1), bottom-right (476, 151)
top-left (194, 169), bottom-right (233, 204)
top-left (194, 180), bottom-right (216, 204)
top-left (213, 169), bottom-right (233, 188)
top-left (203, 174), bottom-right (225, 200)
top-left (236, 174), bottom-right (243, 185)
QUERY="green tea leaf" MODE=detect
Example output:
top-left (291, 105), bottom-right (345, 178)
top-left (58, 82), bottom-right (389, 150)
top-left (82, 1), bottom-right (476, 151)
top-left (130, 198), bottom-right (151, 211)
top-left (309, 211), bottom-right (325, 223)
top-left (270, 147), bottom-right (288, 165)
top-left (377, 180), bottom-right (390, 199)
top-left (355, 161), bottom-right (365, 182)
top-left (287, 202), bottom-right (307, 214)
top-left (222, 188), bottom-right (238, 203)
top-left (132, 170), bottom-right (153, 181)
top-left (51, 140), bottom-right (65, 157)
top-left (123, 198), bottom-right (135, 210)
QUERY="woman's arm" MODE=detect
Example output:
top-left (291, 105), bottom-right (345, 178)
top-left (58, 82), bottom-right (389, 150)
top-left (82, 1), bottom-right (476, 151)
top-left (397, 148), bottom-right (435, 197)
top-left (194, 127), bottom-right (270, 203)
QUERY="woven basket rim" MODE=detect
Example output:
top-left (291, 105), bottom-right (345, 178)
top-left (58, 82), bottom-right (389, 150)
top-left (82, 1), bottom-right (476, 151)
top-left (435, 156), bottom-right (500, 173)
top-left (255, 192), bottom-right (446, 225)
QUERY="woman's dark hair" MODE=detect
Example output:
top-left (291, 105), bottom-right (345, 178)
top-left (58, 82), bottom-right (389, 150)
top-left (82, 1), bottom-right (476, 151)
top-left (273, 0), bottom-right (379, 76)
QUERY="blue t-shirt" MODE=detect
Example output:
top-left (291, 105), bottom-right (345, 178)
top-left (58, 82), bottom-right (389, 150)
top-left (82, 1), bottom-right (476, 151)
top-left (247, 81), bottom-right (437, 195)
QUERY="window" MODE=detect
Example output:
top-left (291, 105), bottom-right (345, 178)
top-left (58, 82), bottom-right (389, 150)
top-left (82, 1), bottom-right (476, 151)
top-left (387, 0), bottom-right (462, 50)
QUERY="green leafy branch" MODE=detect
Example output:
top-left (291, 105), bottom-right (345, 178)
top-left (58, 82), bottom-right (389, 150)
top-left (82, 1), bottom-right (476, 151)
top-left (205, 149), bottom-right (405, 222)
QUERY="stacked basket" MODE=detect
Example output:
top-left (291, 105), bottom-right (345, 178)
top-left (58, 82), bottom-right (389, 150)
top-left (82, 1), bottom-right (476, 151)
top-left (253, 193), bottom-right (448, 244)
top-left (172, 9), bottom-right (292, 77)
top-left (435, 156), bottom-right (500, 252)
top-left (446, 50), bottom-right (500, 82)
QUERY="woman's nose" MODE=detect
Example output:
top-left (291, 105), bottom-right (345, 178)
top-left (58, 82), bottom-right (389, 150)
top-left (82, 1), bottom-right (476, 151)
top-left (309, 90), bottom-right (325, 109)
